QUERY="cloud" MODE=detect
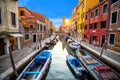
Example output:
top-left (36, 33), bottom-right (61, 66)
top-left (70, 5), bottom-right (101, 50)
top-left (50, 18), bottom-right (62, 28)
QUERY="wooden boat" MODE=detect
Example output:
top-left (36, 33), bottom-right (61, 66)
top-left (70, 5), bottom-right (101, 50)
top-left (76, 49), bottom-right (120, 80)
top-left (17, 50), bottom-right (51, 80)
top-left (66, 55), bottom-right (87, 77)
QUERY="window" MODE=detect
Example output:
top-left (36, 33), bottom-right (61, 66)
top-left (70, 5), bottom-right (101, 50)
top-left (25, 34), bottom-right (29, 40)
top-left (95, 9), bottom-right (99, 16)
top-left (82, 3), bottom-right (84, 8)
top-left (103, 4), bottom-right (107, 14)
top-left (11, 12), bottom-right (16, 26)
top-left (101, 21), bottom-right (106, 28)
top-left (38, 24), bottom-right (39, 30)
top-left (20, 10), bottom-right (25, 16)
top-left (81, 14), bottom-right (82, 19)
top-left (83, 13), bottom-right (84, 18)
top-left (109, 34), bottom-right (115, 45)
top-left (44, 25), bottom-right (46, 31)
top-left (89, 24), bottom-right (93, 29)
top-left (0, 8), bottom-right (2, 24)
top-left (111, 0), bottom-right (118, 4)
top-left (30, 24), bottom-right (33, 28)
top-left (85, 15), bottom-right (87, 20)
top-left (94, 23), bottom-right (97, 29)
top-left (111, 11), bottom-right (117, 24)
top-left (93, 36), bottom-right (97, 41)
top-left (91, 12), bottom-right (94, 18)
top-left (85, 25), bottom-right (87, 30)
top-left (40, 24), bottom-right (42, 31)
top-left (84, 34), bottom-right (87, 39)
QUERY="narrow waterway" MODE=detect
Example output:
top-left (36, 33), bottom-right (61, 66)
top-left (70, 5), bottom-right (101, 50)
top-left (45, 41), bottom-right (76, 80)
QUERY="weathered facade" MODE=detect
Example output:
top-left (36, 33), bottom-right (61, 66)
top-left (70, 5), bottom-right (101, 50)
top-left (84, 0), bottom-right (110, 48)
top-left (18, 7), bottom-right (50, 48)
top-left (108, 0), bottom-right (120, 52)
top-left (0, 0), bottom-right (22, 56)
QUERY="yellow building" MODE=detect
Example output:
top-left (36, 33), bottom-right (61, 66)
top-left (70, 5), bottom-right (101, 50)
top-left (76, 0), bottom-right (99, 39)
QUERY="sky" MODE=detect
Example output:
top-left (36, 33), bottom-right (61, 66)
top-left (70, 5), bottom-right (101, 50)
top-left (18, 0), bottom-right (78, 28)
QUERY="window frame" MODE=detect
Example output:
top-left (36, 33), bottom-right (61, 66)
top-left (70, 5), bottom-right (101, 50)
top-left (101, 21), bottom-right (106, 29)
top-left (0, 8), bottom-right (2, 24)
top-left (95, 9), bottom-right (99, 16)
top-left (111, 0), bottom-right (118, 5)
top-left (89, 24), bottom-right (93, 29)
top-left (108, 33), bottom-right (116, 46)
top-left (29, 23), bottom-right (34, 28)
top-left (103, 4), bottom-right (108, 14)
top-left (20, 10), bottom-right (25, 16)
top-left (24, 34), bottom-right (30, 40)
top-left (111, 10), bottom-right (118, 25)
top-left (90, 12), bottom-right (94, 18)
top-left (94, 23), bottom-right (97, 29)
top-left (40, 24), bottom-right (42, 31)
top-left (11, 12), bottom-right (16, 26)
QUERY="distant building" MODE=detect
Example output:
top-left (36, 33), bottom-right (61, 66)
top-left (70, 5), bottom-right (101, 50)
top-left (18, 7), bottom-right (51, 48)
top-left (84, 0), bottom-right (110, 48)
top-left (0, 0), bottom-right (22, 56)
top-left (108, 0), bottom-right (120, 52)
top-left (71, 5), bottom-right (78, 38)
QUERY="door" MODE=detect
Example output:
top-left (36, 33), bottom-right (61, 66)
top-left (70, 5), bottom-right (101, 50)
top-left (0, 38), bottom-right (5, 56)
top-left (33, 34), bottom-right (36, 42)
top-left (89, 35), bottom-right (92, 44)
top-left (101, 35), bottom-right (105, 47)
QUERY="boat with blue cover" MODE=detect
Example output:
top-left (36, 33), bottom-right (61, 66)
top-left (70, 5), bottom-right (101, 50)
top-left (16, 50), bottom-right (51, 80)
top-left (66, 55), bottom-right (87, 77)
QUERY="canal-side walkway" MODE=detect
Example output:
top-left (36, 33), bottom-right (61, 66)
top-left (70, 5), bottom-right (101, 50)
top-left (74, 38), bottom-right (120, 72)
top-left (45, 41), bottom-right (76, 80)
top-left (0, 35), bottom-right (55, 80)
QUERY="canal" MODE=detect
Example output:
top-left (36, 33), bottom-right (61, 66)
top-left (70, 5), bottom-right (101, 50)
top-left (45, 41), bottom-right (76, 80)
top-left (43, 40), bottom-right (90, 80)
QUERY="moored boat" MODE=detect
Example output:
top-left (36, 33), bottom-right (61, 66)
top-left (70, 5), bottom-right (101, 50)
top-left (17, 50), bottom-right (51, 80)
top-left (66, 55), bottom-right (87, 77)
top-left (76, 49), bottom-right (120, 80)
top-left (69, 41), bottom-right (80, 50)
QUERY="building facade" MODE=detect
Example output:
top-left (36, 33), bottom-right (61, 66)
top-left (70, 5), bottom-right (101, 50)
top-left (84, 0), bottom-right (110, 48)
top-left (18, 7), bottom-right (49, 48)
top-left (108, 0), bottom-right (120, 52)
top-left (77, 0), bottom-right (99, 39)
top-left (0, 0), bottom-right (22, 56)
top-left (70, 5), bottom-right (78, 38)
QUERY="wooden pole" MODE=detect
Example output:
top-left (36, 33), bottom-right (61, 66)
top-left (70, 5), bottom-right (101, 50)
top-left (9, 47), bottom-right (18, 77)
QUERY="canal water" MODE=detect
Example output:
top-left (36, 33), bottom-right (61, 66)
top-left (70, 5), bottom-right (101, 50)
top-left (45, 41), bottom-right (76, 80)
top-left (44, 41), bottom-right (90, 80)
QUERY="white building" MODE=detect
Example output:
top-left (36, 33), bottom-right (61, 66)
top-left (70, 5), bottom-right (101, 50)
top-left (0, 0), bottom-right (22, 56)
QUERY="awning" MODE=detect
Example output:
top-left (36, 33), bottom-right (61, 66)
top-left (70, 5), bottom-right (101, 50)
top-left (9, 33), bottom-right (23, 37)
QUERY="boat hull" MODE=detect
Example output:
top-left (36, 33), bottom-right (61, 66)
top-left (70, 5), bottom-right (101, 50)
top-left (17, 50), bottom-right (51, 80)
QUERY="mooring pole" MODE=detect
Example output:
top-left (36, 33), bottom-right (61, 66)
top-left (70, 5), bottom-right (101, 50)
top-left (9, 47), bottom-right (18, 77)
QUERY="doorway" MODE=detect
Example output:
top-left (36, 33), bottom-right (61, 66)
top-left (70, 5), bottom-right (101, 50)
top-left (33, 34), bottom-right (36, 43)
top-left (89, 35), bottom-right (92, 44)
top-left (0, 38), bottom-right (5, 56)
top-left (101, 35), bottom-right (105, 47)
